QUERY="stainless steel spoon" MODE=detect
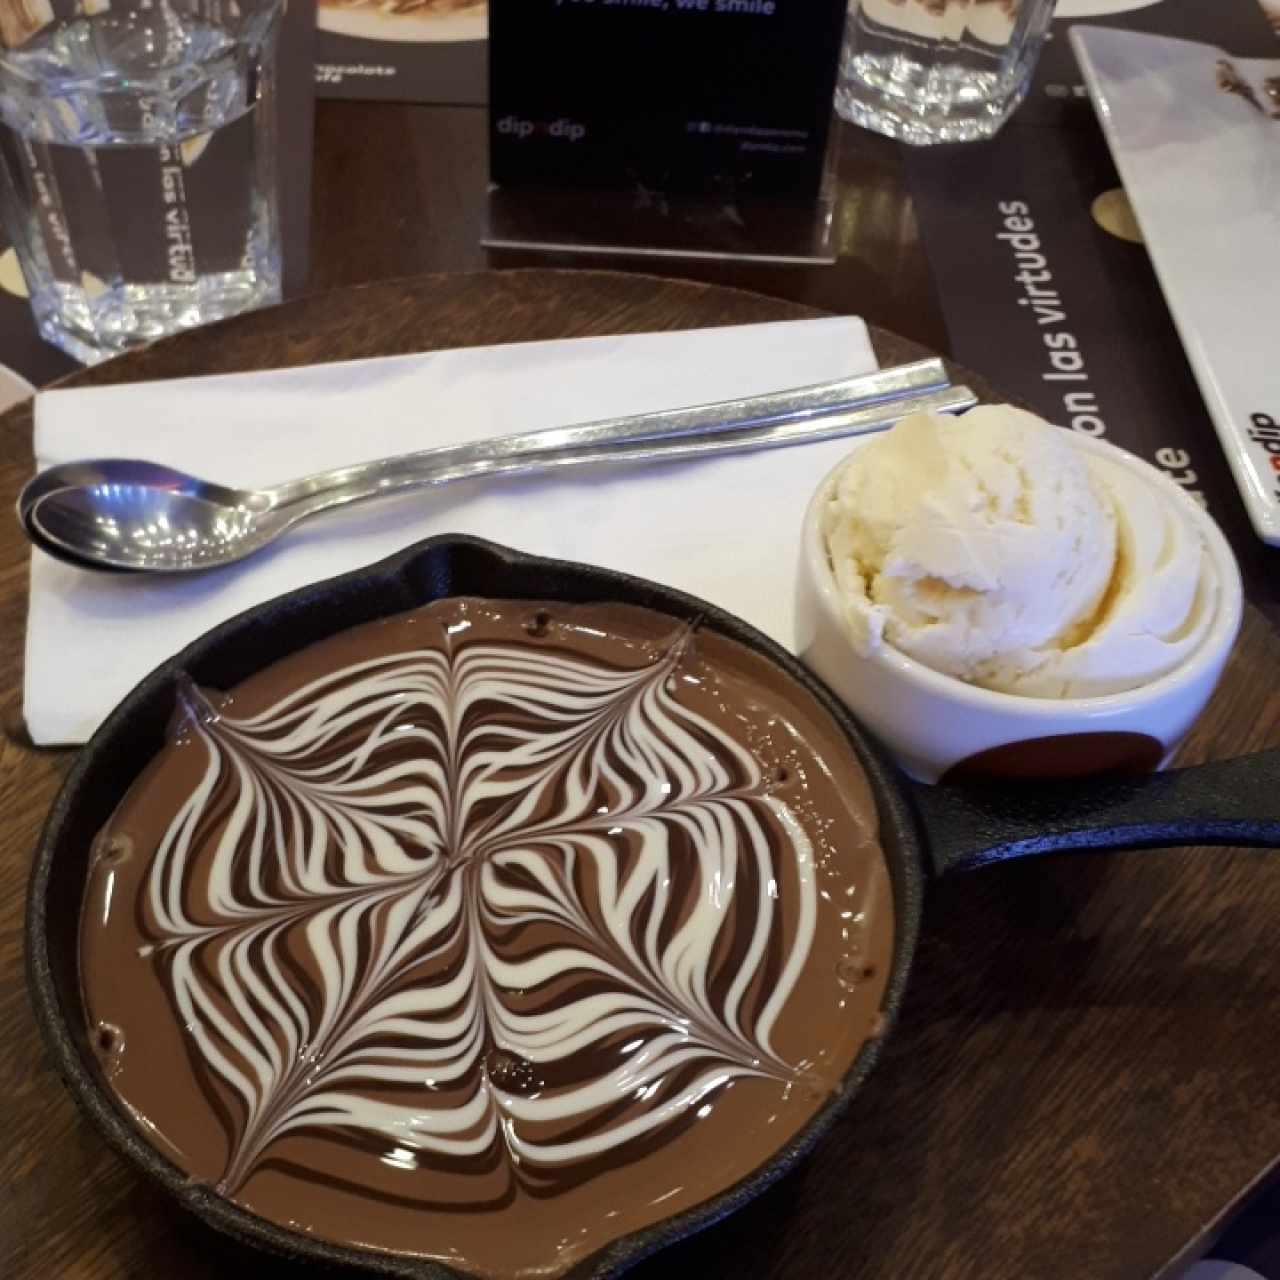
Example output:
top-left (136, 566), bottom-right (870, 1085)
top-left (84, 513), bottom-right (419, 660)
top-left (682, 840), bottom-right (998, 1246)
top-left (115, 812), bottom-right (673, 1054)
top-left (19, 358), bottom-right (974, 574)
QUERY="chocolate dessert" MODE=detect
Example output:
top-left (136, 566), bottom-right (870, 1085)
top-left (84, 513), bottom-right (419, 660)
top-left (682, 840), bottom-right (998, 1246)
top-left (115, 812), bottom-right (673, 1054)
top-left (79, 599), bottom-right (892, 1278)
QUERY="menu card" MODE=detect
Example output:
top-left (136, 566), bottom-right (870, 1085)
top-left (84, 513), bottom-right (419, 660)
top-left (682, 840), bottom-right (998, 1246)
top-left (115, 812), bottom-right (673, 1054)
top-left (489, 0), bottom-right (847, 198)
top-left (315, 0), bottom-right (487, 102)
top-left (0, 269), bottom-right (75, 387)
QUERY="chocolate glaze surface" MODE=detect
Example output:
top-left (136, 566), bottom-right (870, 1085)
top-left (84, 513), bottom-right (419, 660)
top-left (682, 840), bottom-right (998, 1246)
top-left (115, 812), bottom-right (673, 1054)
top-left (80, 599), bottom-right (892, 1278)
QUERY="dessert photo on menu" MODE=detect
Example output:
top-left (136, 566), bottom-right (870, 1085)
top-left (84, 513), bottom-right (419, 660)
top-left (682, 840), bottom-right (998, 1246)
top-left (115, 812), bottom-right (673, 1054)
top-left (315, 0), bottom-right (487, 102)
top-left (1024, 0), bottom-right (1277, 123)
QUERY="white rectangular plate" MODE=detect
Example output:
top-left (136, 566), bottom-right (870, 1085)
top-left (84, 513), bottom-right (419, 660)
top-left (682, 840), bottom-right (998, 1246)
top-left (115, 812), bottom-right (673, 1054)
top-left (1072, 25), bottom-right (1280, 546)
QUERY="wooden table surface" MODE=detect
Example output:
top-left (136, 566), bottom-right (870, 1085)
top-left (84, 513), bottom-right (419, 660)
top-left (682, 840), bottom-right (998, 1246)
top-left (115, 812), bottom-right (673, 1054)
top-left (1, 270), bottom-right (1280, 1280)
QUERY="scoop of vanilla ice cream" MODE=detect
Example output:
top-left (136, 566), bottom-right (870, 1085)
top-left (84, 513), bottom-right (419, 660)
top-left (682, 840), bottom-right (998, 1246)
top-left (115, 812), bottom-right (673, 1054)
top-left (821, 406), bottom-right (1218, 698)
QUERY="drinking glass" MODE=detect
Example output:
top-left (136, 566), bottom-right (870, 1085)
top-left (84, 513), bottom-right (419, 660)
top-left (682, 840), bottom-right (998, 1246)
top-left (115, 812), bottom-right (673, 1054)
top-left (0, 0), bottom-right (284, 364)
top-left (835, 0), bottom-right (1058, 144)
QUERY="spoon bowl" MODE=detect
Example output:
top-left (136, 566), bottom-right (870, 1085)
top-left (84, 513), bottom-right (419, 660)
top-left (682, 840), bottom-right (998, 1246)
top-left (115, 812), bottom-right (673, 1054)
top-left (23, 461), bottom-right (277, 572)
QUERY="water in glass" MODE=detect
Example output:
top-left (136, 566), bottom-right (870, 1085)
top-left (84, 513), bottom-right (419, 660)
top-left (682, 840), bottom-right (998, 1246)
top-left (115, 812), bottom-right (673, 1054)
top-left (0, 0), bottom-right (283, 363)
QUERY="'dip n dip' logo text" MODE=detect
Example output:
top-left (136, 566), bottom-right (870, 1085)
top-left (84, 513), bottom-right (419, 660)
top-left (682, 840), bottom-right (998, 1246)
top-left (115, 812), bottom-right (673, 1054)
top-left (1249, 411), bottom-right (1280, 503)
top-left (496, 116), bottom-right (588, 142)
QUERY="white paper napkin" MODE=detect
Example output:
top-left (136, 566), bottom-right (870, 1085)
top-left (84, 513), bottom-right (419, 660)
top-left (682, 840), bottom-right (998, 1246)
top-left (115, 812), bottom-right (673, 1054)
top-left (25, 317), bottom-right (877, 745)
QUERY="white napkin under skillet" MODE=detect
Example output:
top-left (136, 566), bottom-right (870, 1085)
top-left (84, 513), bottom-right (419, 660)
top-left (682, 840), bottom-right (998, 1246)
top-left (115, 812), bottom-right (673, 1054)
top-left (25, 317), bottom-right (878, 745)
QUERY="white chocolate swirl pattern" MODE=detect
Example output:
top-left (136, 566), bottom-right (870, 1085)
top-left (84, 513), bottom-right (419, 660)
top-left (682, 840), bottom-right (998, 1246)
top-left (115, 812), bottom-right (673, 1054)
top-left (138, 628), bottom-right (821, 1202)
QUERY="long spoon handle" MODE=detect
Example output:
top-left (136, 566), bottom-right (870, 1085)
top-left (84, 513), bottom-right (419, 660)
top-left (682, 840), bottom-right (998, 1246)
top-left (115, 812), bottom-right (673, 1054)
top-left (270, 361), bottom-right (970, 518)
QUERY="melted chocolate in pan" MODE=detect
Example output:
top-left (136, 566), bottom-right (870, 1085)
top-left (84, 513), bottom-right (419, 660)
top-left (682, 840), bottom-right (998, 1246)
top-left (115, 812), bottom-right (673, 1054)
top-left (80, 599), bottom-right (893, 1278)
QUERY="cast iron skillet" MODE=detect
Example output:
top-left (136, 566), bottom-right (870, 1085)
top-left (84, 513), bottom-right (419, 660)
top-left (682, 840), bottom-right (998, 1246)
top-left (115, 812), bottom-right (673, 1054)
top-left (26, 534), bottom-right (1280, 1280)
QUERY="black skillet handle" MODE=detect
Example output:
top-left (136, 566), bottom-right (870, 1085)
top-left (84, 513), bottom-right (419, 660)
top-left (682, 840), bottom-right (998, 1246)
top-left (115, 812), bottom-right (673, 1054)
top-left (910, 749), bottom-right (1280, 878)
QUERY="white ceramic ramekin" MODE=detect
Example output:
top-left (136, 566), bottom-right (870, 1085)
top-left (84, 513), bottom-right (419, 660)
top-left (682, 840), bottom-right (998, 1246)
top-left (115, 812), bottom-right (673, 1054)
top-left (795, 432), bottom-right (1244, 784)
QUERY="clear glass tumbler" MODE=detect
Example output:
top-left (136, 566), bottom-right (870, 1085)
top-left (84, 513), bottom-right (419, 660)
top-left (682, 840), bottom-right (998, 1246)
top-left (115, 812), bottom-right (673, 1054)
top-left (835, 0), bottom-right (1058, 145)
top-left (0, 0), bottom-right (284, 364)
